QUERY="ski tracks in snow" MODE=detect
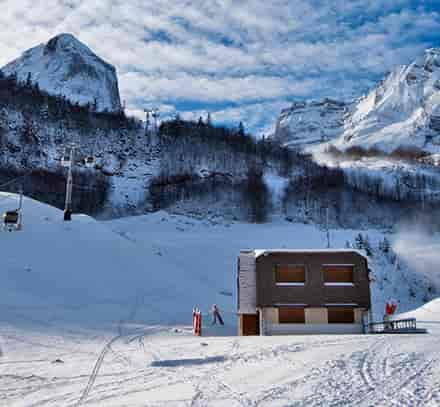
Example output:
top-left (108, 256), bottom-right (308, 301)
top-left (297, 335), bottom-right (439, 407)
top-left (353, 337), bottom-right (439, 407)
top-left (358, 338), bottom-right (388, 391)
top-left (77, 333), bottom-right (439, 407)
top-left (189, 337), bottom-right (370, 407)
top-left (74, 294), bottom-right (147, 406)
top-left (189, 339), bottom-right (256, 407)
top-left (74, 334), bottom-right (122, 406)
top-left (5, 329), bottom-right (440, 406)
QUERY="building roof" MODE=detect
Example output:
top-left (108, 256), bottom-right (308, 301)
top-left (243, 249), bottom-right (368, 260)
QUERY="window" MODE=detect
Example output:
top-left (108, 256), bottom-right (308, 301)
top-left (278, 307), bottom-right (305, 323)
top-left (276, 265), bottom-right (306, 286)
top-left (323, 265), bottom-right (354, 286)
top-left (327, 307), bottom-right (355, 323)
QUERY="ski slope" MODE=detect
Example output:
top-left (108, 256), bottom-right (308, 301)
top-left (2, 303), bottom-right (440, 407)
top-left (1, 193), bottom-right (440, 406)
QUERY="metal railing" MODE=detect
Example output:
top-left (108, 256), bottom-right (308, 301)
top-left (368, 318), bottom-right (418, 333)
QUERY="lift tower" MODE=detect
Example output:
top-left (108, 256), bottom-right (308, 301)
top-left (63, 145), bottom-right (75, 221)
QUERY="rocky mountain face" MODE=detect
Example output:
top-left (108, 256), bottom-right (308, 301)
top-left (276, 48), bottom-right (440, 155)
top-left (274, 99), bottom-right (349, 148)
top-left (2, 33), bottom-right (122, 113)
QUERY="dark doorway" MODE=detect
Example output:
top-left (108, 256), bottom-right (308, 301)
top-left (242, 312), bottom-right (260, 335)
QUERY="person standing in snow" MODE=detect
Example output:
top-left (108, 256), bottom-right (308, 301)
top-left (384, 298), bottom-right (397, 330)
top-left (211, 304), bottom-right (224, 325)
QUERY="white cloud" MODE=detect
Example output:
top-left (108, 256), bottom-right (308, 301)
top-left (0, 0), bottom-right (438, 134)
top-left (120, 71), bottom-right (317, 104)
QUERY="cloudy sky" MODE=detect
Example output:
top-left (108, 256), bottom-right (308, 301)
top-left (0, 1), bottom-right (439, 134)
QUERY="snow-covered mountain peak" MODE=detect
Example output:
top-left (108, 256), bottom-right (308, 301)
top-left (1, 33), bottom-right (122, 113)
top-left (335, 47), bottom-right (440, 153)
top-left (43, 33), bottom-right (102, 59)
top-left (45, 33), bottom-right (86, 50)
top-left (276, 47), bottom-right (440, 155)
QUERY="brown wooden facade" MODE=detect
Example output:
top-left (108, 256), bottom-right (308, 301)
top-left (256, 251), bottom-right (371, 309)
top-left (237, 250), bottom-right (372, 336)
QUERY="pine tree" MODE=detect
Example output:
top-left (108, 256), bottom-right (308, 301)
top-left (381, 237), bottom-right (390, 253)
top-left (25, 72), bottom-right (32, 88)
top-left (33, 81), bottom-right (40, 94)
top-left (363, 235), bottom-right (373, 257)
top-left (6, 72), bottom-right (18, 87)
top-left (355, 233), bottom-right (364, 250)
top-left (243, 164), bottom-right (270, 223)
top-left (207, 112), bottom-right (212, 127)
top-left (238, 121), bottom-right (245, 137)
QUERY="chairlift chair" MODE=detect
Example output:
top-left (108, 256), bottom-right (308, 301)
top-left (61, 150), bottom-right (71, 168)
top-left (85, 155), bottom-right (95, 168)
top-left (3, 210), bottom-right (21, 231)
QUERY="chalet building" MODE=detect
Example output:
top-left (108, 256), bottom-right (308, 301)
top-left (237, 249), bottom-right (372, 335)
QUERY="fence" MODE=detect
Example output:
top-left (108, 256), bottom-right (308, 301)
top-left (368, 318), bottom-right (426, 334)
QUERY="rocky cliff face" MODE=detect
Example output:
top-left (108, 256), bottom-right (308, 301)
top-left (2, 33), bottom-right (122, 113)
top-left (274, 98), bottom-right (349, 149)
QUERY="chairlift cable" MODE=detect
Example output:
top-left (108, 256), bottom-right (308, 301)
top-left (71, 184), bottom-right (101, 191)
top-left (93, 134), bottom-right (99, 155)
top-left (0, 173), bottom-right (28, 190)
top-left (0, 195), bottom-right (17, 204)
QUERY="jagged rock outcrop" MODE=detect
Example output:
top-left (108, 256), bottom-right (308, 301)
top-left (2, 33), bottom-right (122, 113)
top-left (274, 98), bottom-right (349, 148)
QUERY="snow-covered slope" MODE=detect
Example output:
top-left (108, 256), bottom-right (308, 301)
top-left (3, 305), bottom-right (440, 407)
top-left (1, 195), bottom-right (440, 406)
top-left (0, 192), bottom-right (433, 330)
top-left (399, 298), bottom-right (440, 335)
top-left (0, 193), bottom-right (221, 328)
top-left (274, 99), bottom-right (349, 148)
top-left (2, 33), bottom-right (122, 113)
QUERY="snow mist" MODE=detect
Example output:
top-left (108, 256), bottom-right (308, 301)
top-left (393, 225), bottom-right (440, 288)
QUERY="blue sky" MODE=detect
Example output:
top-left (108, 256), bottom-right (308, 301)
top-left (0, 0), bottom-right (439, 135)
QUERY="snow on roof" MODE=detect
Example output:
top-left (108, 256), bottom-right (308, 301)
top-left (250, 249), bottom-right (368, 259)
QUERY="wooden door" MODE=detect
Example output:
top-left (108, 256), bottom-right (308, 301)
top-left (242, 313), bottom-right (260, 336)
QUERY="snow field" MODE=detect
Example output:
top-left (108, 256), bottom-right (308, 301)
top-left (2, 320), bottom-right (440, 406)
top-left (1, 193), bottom-right (439, 406)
